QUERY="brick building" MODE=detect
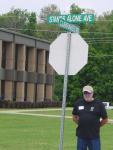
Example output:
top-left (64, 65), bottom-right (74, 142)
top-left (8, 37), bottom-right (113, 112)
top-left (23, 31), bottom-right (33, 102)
top-left (0, 28), bottom-right (54, 102)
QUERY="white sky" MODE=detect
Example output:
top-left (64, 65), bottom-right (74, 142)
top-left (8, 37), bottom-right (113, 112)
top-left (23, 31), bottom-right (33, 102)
top-left (0, 0), bottom-right (113, 15)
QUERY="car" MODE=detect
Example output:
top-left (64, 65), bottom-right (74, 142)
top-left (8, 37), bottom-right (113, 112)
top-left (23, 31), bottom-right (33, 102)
top-left (102, 102), bottom-right (113, 110)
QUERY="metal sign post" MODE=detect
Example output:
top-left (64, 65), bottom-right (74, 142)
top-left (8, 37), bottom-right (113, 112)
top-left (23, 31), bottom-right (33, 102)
top-left (59, 32), bottom-right (71, 150)
top-left (49, 32), bottom-right (88, 150)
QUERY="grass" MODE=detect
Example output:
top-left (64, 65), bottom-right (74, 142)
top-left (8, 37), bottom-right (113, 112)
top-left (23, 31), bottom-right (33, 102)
top-left (106, 109), bottom-right (113, 119)
top-left (0, 114), bottom-right (61, 150)
top-left (0, 108), bottom-right (113, 150)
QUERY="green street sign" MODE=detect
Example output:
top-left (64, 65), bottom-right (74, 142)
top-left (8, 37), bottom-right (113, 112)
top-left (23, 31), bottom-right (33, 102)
top-left (59, 19), bottom-right (79, 33)
top-left (47, 14), bottom-right (94, 24)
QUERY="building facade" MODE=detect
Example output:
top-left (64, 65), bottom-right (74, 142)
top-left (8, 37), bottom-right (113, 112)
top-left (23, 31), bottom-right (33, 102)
top-left (0, 28), bottom-right (54, 102)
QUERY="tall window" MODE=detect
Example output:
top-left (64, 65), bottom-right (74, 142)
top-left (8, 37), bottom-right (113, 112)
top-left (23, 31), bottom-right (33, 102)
top-left (15, 45), bottom-right (18, 70)
top-left (2, 42), bottom-right (6, 68)
top-left (1, 80), bottom-right (5, 100)
top-left (24, 82), bottom-right (27, 101)
top-left (13, 82), bottom-right (16, 101)
top-left (25, 47), bottom-right (29, 71)
top-left (45, 51), bottom-right (49, 73)
top-left (36, 50), bottom-right (38, 72)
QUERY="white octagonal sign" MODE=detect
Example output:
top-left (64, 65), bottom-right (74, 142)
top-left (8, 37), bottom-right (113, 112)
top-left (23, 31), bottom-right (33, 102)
top-left (49, 33), bottom-right (88, 75)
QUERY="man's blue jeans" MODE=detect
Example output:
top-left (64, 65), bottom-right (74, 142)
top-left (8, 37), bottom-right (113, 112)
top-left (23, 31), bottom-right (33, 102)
top-left (77, 137), bottom-right (101, 150)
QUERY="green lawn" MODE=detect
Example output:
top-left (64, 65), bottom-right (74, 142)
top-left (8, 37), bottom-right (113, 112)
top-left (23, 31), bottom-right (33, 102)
top-left (0, 108), bottom-right (113, 150)
top-left (106, 109), bottom-right (113, 119)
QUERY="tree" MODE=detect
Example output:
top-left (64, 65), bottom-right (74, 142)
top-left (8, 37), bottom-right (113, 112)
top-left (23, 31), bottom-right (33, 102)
top-left (22, 12), bottom-right (37, 36)
top-left (0, 7), bottom-right (29, 30)
top-left (36, 23), bottom-right (61, 41)
top-left (70, 3), bottom-right (85, 14)
top-left (0, 8), bottom-right (38, 37)
top-left (37, 4), bottom-right (62, 41)
top-left (54, 10), bottom-right (113, 105)
top-left (69, 4), bottom-right (88, 30)
top-left (39, 4), bottom-right (61, 22)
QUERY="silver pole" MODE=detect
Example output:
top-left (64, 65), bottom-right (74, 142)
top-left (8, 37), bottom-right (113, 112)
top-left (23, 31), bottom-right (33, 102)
top-left (59, 32), bottom-right (71, 150)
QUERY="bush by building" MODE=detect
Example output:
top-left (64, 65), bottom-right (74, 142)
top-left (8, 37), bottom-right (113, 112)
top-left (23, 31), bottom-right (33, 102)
top-left (0, 100), bottom-right (62, 109)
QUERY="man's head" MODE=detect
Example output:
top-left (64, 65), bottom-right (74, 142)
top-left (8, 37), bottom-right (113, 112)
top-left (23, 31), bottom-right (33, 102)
top-left (83, 85), bottom-right (94, 102)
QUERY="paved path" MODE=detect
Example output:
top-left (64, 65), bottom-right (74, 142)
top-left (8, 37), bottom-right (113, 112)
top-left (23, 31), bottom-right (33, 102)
top-left (0, 108), bottom-right (113, 124)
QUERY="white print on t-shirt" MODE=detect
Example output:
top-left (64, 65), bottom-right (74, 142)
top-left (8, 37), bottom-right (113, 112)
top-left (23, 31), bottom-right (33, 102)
top-left (90, 107), bottom-right (94, 111)
top-left (78, 106), bottom-right (84, 110)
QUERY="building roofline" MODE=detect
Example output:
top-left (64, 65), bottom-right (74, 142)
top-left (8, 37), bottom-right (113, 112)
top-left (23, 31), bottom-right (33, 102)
top-left (0, 28), bottom-right (51, 44)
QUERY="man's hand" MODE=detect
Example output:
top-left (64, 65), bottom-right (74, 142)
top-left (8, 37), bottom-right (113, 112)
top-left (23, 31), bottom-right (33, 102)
top-left (72, 115), bottom-right (79, 124)
top-left (100, 118), bottom-right (108, 127)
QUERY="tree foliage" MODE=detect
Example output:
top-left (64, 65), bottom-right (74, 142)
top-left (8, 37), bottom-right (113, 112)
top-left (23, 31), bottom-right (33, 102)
top-left (0, 8), bottom-right (37, 36)
top-left (53, 8), bottom-right (113, 105)
top-left (0, 7), bottom-right (29, 30)
top-left (36, 4), bottom-right (61, 41)
top-left (39, 4), bottom-right (61, 21)
top-left (70, 4), bottom-right (85, 14)
top-left (22, 12), bottom-right (37, 36)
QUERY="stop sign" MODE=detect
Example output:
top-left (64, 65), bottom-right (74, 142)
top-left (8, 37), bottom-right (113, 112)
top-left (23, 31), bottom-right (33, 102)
top-left (49, 33), bottom-right (88, 75)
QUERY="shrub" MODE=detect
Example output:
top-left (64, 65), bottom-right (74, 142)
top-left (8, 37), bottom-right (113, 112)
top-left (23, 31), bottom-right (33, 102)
top-left (0, 100), bottom-right (62, 109)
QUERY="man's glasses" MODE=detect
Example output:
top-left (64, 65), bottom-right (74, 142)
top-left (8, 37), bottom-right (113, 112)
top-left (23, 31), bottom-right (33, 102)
top-left (83, 91), bottom-right (92, 95)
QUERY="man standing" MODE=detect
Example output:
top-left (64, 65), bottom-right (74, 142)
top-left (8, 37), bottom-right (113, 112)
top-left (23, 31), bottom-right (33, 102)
top-left (72, 85), bottom-right (108, 150)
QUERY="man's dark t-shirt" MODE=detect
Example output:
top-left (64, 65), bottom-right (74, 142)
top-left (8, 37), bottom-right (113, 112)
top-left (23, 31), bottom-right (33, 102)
top-left (72, 98), bottom-right (108, 139)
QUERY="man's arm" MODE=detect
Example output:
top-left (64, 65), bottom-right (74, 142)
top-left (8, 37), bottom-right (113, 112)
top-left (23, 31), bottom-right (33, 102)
top-left (100, 118), bottom-right (108, 127)
top-left (72, 115), bottom-right (79, 124)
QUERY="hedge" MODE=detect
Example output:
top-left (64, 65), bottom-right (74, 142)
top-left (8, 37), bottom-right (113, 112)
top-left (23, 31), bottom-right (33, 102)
top-left (0, 100), bottom-right (62, 109)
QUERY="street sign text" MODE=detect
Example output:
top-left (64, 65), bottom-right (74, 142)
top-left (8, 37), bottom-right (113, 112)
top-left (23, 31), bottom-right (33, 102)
top-left (59, 19), bottom-right (79, 33)
top-left (48, 14), bottom-right (94, 24)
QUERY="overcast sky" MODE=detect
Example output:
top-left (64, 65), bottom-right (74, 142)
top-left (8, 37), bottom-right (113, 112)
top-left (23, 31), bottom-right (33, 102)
top-left (0, 0), bottom-right (113, 15)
